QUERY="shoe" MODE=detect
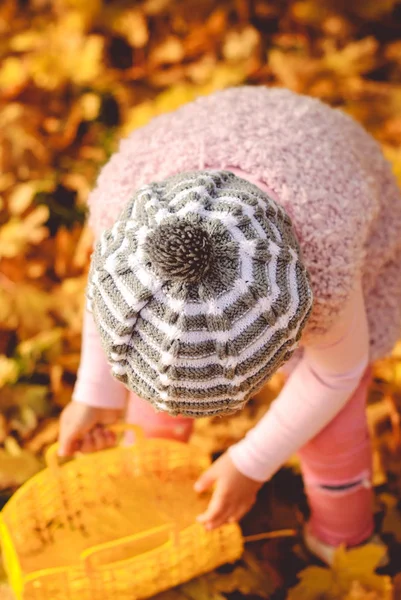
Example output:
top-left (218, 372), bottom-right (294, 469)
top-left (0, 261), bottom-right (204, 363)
top-left (303, 526), bottom-right (388, 567)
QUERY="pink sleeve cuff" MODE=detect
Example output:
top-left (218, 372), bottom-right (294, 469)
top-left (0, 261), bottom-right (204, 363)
top-left (72, 309), bottom-right (127, 410)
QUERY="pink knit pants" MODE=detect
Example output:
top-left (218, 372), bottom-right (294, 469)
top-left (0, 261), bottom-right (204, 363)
top-left (125, 369), bottom-right (373, 547)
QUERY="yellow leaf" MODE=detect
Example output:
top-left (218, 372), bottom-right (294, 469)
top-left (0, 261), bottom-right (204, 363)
top-left (21, 205), bottom-right (49, 243)
top-left (121, 63), bottom-right (247, 136)
top-left (223, 27), bottom-right (260, 62)
top-left (289, 546), bottom-right (392, 600)
top-left (17, 329), bottom-right (63, 366)
top-left (30, 51), bottom-right (66, 90)
top-left (334, 546), bottom-right (392, 598)
top-left (0, 206), bottom-right (49, 258)
top-left (151, 36), bottom-right (185, 65)
top-left (0, 356), bottom-right (19, 388)
top-left (268, 49), bottom-right (319, 92)
top-left (344, 581), bottom-right (386, 600)
top-left (288, 565), bottom-right (336, 599)
top-left (10, 30), bottom-right (42, 52)
top-left (179, 578), bottom-right (224, 600)
top-left (323, 37), bottom-right (379, 76)
top-left (60, 0), bottom-right (102, 23)
top-left (112, 9), bottom-right (149, 48)
top-left (8, 183), bottom-right (37, 215)
top-left (6, 283), bottom-right (54, 337)
top-left (78, 93), bottom-right (101, 121)
top-left (0, 448), bottom-right (42, 490)
top-left (0, 57), bottom-right (27, 96)
top-left (69, 35), bottom-right (103, 84)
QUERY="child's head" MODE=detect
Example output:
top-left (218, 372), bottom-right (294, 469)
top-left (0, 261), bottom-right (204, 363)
top-left (87, 170), bottom-right (313, 417)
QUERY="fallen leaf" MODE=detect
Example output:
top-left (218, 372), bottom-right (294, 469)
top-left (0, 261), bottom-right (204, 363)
top-left (0, 357), bottom-right (19, 388)
top-left (0, 448), bottom-right (42, 490)
top-left (24, 418), bottom-right (59, 454)
top-left (289, 545), bottom-right (392, 600)
top-left (0, 57), bottom-right (27, 98)
top-left (380, 493), bottom-right (401, 543)
top-left (0, 206), bottom-right (49, 258)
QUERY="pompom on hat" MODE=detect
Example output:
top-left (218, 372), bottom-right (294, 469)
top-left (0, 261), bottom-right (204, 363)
top-left (87, 170), bottom-right (313, 417)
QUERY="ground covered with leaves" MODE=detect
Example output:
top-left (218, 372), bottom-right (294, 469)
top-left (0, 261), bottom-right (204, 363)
top-left (1, 0), bottom-right (401, 598)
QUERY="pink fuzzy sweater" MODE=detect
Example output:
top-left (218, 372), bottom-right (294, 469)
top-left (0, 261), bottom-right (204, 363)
top-left (74, 87), bottom-right (401, 482)
top-left (88, 86), bottom-right (401, 361)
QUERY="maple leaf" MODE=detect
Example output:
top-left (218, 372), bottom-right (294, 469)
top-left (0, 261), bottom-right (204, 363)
top-left (288, 545), bottom-right (392, 600)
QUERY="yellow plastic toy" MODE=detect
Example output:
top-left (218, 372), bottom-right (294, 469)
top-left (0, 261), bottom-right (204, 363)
top-left (0, 424), bottom-right (243, 600)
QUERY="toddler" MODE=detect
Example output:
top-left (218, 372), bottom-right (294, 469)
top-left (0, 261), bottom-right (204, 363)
top-left (58, 86), bottom-right (401, 565)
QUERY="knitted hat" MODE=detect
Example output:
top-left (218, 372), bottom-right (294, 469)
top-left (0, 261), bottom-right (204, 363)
top-left (87, 170), bottom-right (313, 417)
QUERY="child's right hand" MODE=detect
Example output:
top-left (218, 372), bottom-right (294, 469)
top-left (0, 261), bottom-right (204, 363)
top-left (58, 401), bottom-right (123, 457)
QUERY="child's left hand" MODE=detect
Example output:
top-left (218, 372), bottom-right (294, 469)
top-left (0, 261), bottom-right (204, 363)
top-left (194, 451), bottom-right (262, 530)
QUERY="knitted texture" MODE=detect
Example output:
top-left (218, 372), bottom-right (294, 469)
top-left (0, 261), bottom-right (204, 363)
top-left (87, 171), bottom-right (313, 416)
top-left (87, 86), bottom-right (401, 361)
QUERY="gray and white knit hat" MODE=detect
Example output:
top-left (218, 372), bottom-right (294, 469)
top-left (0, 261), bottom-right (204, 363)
top-left (87, 170), bottom-right (313, 417)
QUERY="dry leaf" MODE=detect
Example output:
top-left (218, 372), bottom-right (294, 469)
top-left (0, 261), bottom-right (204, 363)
top-left (0, 357), bottom-right (19, 388)
top-left (223, 27), bottom-right (260, 62)
top-left (112, 9), bottom-right (148, 48)
top-left (381, 493), bottom-right (401, 543)
top-left (0, 207), bottom-right (49, 258)
top-left (0, 57), bottom-right (27, 97)
top-left (7, 183), bottom-right (37, 216)
top-left (0, 448), bottom-right (42, 490)
top-left (323, 37), bottom-right (379, 76)
top-left (206, 555), bottom-right (275, 598)
top-left (289, 545), bottom-right (392, 600)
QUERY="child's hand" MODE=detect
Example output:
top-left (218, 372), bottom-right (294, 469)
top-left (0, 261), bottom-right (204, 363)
top-left (58, 401), bottom-right (123, 457)
top-left (194, 451), bottom-right (262, 530)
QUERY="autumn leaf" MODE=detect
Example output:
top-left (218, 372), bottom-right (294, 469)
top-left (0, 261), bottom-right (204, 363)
top-left (289, 545), bottom-right (392, 600)
top-left (0, 57), bottom-right (27, 98)
top-left (381, 493), bottom-right (401, 543)
top-left (0, 357), bottom-right (19, 389)
top-left (0, 447), bottom-right (42, 490)
top-left (0, 206), bottom-right (50, 258)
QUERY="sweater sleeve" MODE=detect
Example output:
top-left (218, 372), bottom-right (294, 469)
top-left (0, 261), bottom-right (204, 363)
top-left (228, 280), bottom-right (370, 482)
top-left (72, 309), bottom-right (128, 410)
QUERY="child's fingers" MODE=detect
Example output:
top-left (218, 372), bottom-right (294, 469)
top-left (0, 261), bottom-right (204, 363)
top-left (196, 487), bottom-right (230, 528)
top-left (198, 507), bottom-right (232, 530)
top-left (80, 427), bottom-right (112, 453)
top-left (194, 467), bottom-right (217, 493)
top-left (58, 428), bottom-right (76, 457)
top-left (79, 431), bottom-right (96, 454)
top-left (104, 429), bottom-right (116, 447)
top-left (91, 426), bottom-right (108, 452)
top-left (227, 504), bottom-right (250, 524)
